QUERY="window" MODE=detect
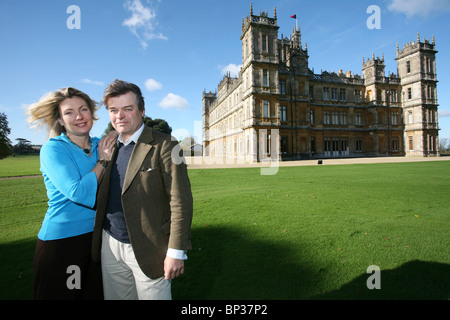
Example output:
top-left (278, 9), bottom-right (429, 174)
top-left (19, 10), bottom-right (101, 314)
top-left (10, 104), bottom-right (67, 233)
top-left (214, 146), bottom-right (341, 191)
top-left (429, 135), bottom-right (435, 152)
top-left (355, 112), bottom-right (362, 126)
top-left (341, 139), bottom-right (348, 155)
top-left (263, 70), bottom-right (268, 87)
top-left (332, 112), bottom-right (339, 124)
top-left (390, 90), bottom-right (397, 102)
top-left (309, 86), bottom-right (314, 100)
top-left (309, 110), bottom-right (315, 124)
top-left (323, 87), bottom-right (329, 101)
top-left (331, 88), bottom-right (338, 101)
top-left (407, 88), bottom-right (412, 100)
top-left (339, 88), bottom-right (346, 101)
top-left (279, 106), bottom-right (287, 122)
top-left (262, 34), bottom-right (267, 52)
top-left (324, 111), bottom-right (331, 124)
top-left (408, 111), bottom-right (413, 124)
top-left (324, 138), bottom-right (331, 153)
top-left (281, 136), bottom-right (288, 154)
top-left (356, 138), bottom-right (362, 152)
top-left (409, 136), bottom-right (413, 151)
top-left (311, 137), bottom-right (316, 153)
top-left (391, 112), bottom-right (398, 125)
top-left (263, 100), bottom-right (269, 117)
top-left (406, 60), bottom-right (411, 73)
top-left (355, 90), bottom-right (361, 103)
top-left (392, 137), bottom-right (399, 152)
top-left (340, 112), bottom-right (347, 125)
top-left (279, 80), bottom-right (286, 94)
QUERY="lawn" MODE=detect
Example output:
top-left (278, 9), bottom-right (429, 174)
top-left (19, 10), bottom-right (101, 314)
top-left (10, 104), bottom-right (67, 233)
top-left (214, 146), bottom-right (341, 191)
top-left (0, 155), bottom-right (41, 178)
top-left (0, 157), bottom-right (449, 299)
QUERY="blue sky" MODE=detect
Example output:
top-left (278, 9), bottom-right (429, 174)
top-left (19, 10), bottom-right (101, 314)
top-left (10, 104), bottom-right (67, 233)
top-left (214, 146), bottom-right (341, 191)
top-left (1, 0), bottom-right (450, 146)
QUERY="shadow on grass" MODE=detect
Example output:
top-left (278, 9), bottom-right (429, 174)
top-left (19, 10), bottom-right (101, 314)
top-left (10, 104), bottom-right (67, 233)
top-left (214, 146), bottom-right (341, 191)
top-left (314, 260), bottom-right (450, 300)
top-left (174, 226), bottom-right (449, 300)
top-left (0, 237), bottom-right (37, 300)
top-left (2, 231), bottom-right (448, 300)
top-left (172, 225), bottom-right (322, 300)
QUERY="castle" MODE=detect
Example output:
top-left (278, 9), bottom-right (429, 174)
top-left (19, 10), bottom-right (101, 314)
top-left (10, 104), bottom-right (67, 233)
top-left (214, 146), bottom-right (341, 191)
top-left (202, 5), bottom-right (439, 162)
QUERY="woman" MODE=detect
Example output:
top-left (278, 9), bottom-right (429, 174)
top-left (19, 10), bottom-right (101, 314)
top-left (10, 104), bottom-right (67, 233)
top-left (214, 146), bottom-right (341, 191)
top-left (26, 87), bottom-right (116, 299)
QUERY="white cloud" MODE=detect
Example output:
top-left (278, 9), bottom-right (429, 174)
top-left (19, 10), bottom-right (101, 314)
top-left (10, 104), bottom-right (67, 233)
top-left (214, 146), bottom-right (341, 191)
top-left (158, 93), bottom-right (189, 110)
top-left (123, 0), bottom-right (168, 49)
top-left (438, 110), bottom-right (450, 118)
top-left (81, 78), bottom-right (104, 86)
top-left (144, 78), bottom-right (163, 91)
top-left (388, 0), bottom-right (450, 18)
top-left (219, 63), bottom-right (242, 77)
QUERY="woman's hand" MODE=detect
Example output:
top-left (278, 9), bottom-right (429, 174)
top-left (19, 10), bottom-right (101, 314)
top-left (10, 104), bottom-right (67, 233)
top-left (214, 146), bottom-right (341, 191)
top-left (99, 130), bottom-right (118, 161)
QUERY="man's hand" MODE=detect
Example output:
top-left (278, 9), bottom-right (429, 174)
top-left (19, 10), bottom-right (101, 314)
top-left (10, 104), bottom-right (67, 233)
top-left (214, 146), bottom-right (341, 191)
top-left (164, 256), bottom-right (184, 280)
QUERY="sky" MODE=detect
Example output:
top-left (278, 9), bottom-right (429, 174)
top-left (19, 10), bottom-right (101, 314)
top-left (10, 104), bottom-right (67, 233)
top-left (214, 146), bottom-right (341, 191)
top-left (1, 0), bottom-right (450, 146)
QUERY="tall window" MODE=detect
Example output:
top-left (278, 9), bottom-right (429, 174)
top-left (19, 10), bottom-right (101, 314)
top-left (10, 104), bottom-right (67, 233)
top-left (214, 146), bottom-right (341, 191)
top-left (262, 34), bottom-right (268, 52)
top-left (409, 136), bottom-right (414, 151)
top-left (279, 106), bottom-right (287, 121)
top-left (391, 112), bottom-right (398, 125)
top-left (355, 90), bottom-right (361, 103)
top-left (339, 88), bottom-right (346, 101)
top-left (392, 137), bottom-right (399, 152)
top-left (279, 80), bottom-right (286, 94)
top-left (355, 112), bottom-right (362, 126)
top-left (323, 87), bottom-right (329, 101)
top-left (311, 137), bottom-right (316, 153)
top-left (309, 110), bottom-right (315, 124)
top-left (263, 100), bottom-right (269, 117)
top-left (340, 112), bottom-right (347, 125)
top-left (356, 138), bottom-right (363, 152)
top-left (281, 136), bottom-right (288, 154)
top-left (324, 111), bottom-right (331, 124)
top-left (408, 111), bottom-right (413, 124)
top-left (331, 88), bottom-right (338, 101)
top-left (407, 87), bottom-right (412, 100)
top-left (390, 90), bottom-right (397, 102)
top-left (406, 60), bottom-right (411, 73)
top-left (332, 112), bottom-right (339, 124)
top-left (263, 70), bottom-right (268, 87)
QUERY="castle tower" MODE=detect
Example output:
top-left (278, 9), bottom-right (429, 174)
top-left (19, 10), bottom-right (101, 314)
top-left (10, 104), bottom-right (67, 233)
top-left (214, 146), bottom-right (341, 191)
top-left (240, 4), bottom-right (280, 161)
top-left (362, 53), bottom-right (386, 103)
top-left (396, 33), bottom-right (439, 156)
top-left (202, 90), bottom-right (217, 156)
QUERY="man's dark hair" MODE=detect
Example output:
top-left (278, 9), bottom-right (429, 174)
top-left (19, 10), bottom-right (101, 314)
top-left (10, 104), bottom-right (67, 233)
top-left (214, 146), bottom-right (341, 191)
top-left (102, 79), bottom-right (145, 111)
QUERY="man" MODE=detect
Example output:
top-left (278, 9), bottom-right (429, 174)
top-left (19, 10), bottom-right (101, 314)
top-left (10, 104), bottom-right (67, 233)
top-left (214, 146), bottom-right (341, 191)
top-left (92, 79), bottom-right (193, 300)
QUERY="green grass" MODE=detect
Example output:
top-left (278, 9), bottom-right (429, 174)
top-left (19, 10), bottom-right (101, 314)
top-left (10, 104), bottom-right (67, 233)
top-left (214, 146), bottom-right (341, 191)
top-left (0, 156), bottom-right (449, 299)
top-left (0, 155), bottom-right (41, 178)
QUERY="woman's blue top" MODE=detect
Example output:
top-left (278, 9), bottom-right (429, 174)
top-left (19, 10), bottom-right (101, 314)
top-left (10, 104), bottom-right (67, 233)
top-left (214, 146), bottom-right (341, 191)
top-left (38, 133), bottom-right (100, 240)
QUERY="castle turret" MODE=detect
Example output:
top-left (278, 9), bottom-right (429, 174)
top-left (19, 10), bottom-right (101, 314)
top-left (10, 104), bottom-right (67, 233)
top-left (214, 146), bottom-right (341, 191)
top-left (396, 33), bottom-right (439, 156)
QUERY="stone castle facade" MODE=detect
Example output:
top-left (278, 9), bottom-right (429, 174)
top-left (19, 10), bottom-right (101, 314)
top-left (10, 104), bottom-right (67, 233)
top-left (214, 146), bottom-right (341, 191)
top-left (202, 5), bottom-right (439, 162)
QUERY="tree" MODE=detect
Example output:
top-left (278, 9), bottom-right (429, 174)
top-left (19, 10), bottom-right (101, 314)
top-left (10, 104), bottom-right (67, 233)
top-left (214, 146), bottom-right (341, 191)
top-left (103, 116), bottom-right (172, 136)
top-left (0, 112), bottom-right (12, 159)
top-left (12, 138), bottom-right (33, 154)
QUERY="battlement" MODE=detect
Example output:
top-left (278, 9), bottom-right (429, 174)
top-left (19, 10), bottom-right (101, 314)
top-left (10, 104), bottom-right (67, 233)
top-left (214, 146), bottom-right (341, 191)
top-left (241, 3), bottom-right (277, 35)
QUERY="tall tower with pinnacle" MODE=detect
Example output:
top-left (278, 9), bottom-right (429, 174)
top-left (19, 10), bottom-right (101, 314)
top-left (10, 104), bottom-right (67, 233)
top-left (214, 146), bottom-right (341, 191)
top-left (396, 33), bottom-right (439, 156)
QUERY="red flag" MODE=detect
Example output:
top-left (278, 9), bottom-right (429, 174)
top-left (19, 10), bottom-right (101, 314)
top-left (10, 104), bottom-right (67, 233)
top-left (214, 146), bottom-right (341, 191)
top-left (290, 14), bottom-right (296, 19)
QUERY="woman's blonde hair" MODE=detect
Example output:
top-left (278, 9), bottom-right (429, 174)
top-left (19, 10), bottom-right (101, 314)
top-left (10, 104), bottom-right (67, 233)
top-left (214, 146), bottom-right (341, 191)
top-left (26, 87), bottom-right (98, 139)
